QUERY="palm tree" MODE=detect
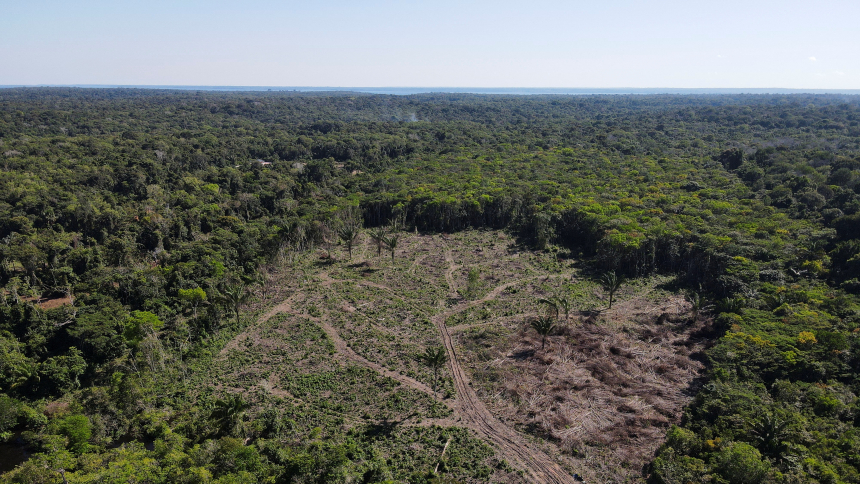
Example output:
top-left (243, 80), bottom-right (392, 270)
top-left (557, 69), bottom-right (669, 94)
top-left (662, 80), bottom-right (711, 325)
top-left (369, 227), bottom-right (387, 257)
top-left (601, 271), bottom-right (623, 309)
top-left (211, 393), bottom-right (248, 436)
top-left (556, 297), bottom-right (571, 322)
top-left (764, 292), bottom-right (787, 311)
top-left (421, 347), bottom-right (448, 399)
top-left (383, 233), bottom-right (400, 262)
top-left (716, 297), bottom-right (745, 314)
top-left (337, 223), bottom-right (361, 260)
top-left (530, 316), bottom-right (555, 350)
top-left (686, 291), bottom-right (703, 320)
top-left (751, 411), bottom-right (790, 457)
top-left (221, 282), bottom-right (250, 327)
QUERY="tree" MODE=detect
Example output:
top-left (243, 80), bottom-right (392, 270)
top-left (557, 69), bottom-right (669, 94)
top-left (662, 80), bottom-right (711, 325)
top-left (685, 291), bottom-right (703, 320)
top-left (57, 414), bottom-right (92, 454)
top-left (337, 223), bottom-right (361, 260)
top-left (178, 287), bottom-right (207, 320)
top-left (383, 233), bottom-right (400, 262)
top-left (122, 311), bottom-right (164, 348)
top-left (421, 347), bottom-right (448, 399)
top-left (716, 297), bottom-right (745, 314)
top-left (369, 227), bottom-right (387, 258)
top-left (211, 393), bottom-right (248, 437)
top-left (713, 442), bottom-right (770, 484)
top-left (39, 348), bottom-right (87, 393)
top-left (601, 271), bottom-right (623, 309)
top-left (465, 267), bottom-right (480, 299)
top-left (530, 316), bottom-right (555, 350)
top-left (221, 282), bottom-right (250, 327)
top-left (750, 411), bottom-right (790, 457)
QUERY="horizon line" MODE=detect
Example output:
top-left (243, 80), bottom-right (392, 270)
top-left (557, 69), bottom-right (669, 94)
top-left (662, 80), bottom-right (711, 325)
top-left (2, 85), bottom-right (859, 95)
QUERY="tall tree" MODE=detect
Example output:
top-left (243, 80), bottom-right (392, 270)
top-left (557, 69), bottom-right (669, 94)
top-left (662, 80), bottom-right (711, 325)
top-left (221, 282), bottom-right (250, 327)
top-left (211, 393), bottom-right (248, 437)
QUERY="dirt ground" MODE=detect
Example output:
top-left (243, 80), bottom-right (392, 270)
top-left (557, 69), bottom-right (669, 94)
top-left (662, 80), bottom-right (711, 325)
top-left (459, 294), bottom-right (708, 483)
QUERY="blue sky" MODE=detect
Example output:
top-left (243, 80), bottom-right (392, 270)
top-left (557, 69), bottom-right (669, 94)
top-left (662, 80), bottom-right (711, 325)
top-left (1, 0), bottom-right (857, 88)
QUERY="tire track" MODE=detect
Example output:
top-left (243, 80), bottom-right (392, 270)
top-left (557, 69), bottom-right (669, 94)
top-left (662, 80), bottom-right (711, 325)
top-left (438, 245), bottom-right (577, 483)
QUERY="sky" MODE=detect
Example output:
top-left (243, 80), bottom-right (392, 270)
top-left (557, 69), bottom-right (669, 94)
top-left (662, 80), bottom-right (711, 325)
top-left (1, 0), bottom-right (858, 89)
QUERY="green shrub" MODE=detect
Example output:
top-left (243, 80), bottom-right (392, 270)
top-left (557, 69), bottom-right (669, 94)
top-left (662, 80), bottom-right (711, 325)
top-left (652, 448), bottom-right (707, 484)
top-left (712, 442), bottom-right (770, 484)
top-left (58, 414), bottom-right (92, 454)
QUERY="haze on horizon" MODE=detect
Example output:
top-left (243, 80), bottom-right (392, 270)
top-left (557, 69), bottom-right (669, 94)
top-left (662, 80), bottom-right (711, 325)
top-left (1, 0), bottom-right (858, 90)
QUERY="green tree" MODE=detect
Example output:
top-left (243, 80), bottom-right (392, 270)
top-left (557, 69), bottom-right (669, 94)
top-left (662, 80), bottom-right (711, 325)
top-left (369, 227), bottom-right (387, 258)
top-left (212, 393), bottom-right (248, 437)
top-left (337, 223), bottom-right (361, 260)
top-left (57, 414), bottom-right (92, 454)
top-left (601, 271), bottom-right (623, 309)
top-left (178, 286), bottom-right (207, 320)
top-left (716, 297), bottom-right (745, 315)
top-left (39, 348), bottom-right (87, 393)
top-left (421, 347), bottom-right (448, 399)
top-left (0, 335), bottom-right (37, 392)
top-left (221, 282), bottom-right (250, 327)
top-left (530, 316), bottom-right (555, 350)
top-left (465, 267), bottom-right (480, 299)
top-left (0, 395), bottom-right (20, 439)
top-left (538, 296), bottom-right (571, 322)
top-left (123, 311), bottom-right (164, 347)
top-left (383, 233), bottom-right (400, 262)
top-left (685, 291), bottom-right (703, 320)
top-left (750, 411), bottom-right (790, 458)
top-left (713, 442), bottom-right (770, 484)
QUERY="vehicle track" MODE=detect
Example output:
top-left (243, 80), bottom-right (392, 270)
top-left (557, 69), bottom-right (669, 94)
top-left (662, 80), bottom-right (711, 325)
top-left (313, 317), bottom-right (443, 401)
top-left (224, 245), bottom-right (576, 481)
top-left (437, 246), bottom-right (577, 483)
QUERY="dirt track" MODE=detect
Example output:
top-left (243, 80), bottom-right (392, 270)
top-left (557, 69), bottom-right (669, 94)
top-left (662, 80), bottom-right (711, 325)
top-left (223, 237), bottom-right (578, 482)
top-left (435, 244), bottom-right (577, 483)
top-left (219, 285), bottom-right (440, 401)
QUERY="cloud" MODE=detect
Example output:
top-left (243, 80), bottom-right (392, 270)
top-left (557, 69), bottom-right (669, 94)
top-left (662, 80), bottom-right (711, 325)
top-left (808, 56), bottom-right (817, 61)
top-left (834, 70), bottom-right (846, 76)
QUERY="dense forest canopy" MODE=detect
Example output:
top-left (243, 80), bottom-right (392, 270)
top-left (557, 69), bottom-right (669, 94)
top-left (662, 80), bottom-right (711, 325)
top-left (1, 88), bottom-right (860, 483)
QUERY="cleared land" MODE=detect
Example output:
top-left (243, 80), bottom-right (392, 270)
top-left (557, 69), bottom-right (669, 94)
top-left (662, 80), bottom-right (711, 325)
top-left (209, 230), bottom-right (705, 483)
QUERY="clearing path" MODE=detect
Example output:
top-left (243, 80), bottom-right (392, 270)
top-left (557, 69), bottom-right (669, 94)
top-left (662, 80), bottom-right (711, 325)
top-left (313, 317), bottom-right (443, 402)
top-left (437, 245), bottom-right (577, 484)
top-left (219, 289), bottom-right (440, 402)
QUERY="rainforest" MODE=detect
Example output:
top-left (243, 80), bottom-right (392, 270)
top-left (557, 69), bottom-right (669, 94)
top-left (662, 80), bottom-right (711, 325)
top-left (1, 88), bottom-right (860, 484)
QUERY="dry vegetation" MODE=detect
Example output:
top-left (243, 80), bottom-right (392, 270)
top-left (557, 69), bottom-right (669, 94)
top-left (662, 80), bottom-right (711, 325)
top-left (461, 295), bottom-right (710, 483)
